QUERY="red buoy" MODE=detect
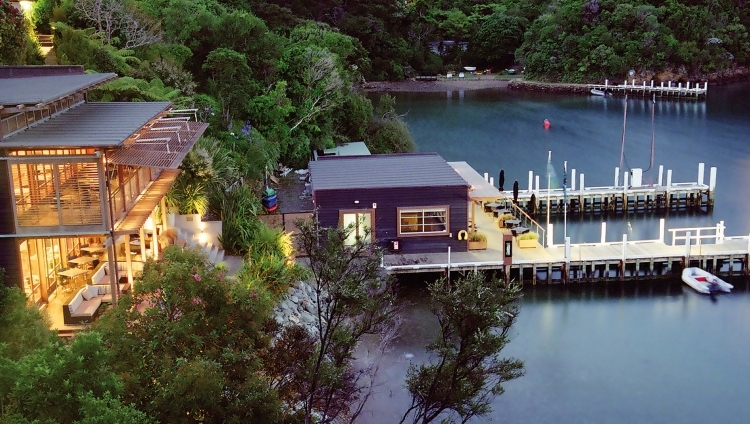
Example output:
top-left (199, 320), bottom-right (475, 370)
top-left (543, 119), bottom-right (551, 129)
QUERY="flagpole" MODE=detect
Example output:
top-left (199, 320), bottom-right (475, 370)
top-left (563, 160), bottom-right (568, 239)
top-left (546, 151), bottom-right (551, 247)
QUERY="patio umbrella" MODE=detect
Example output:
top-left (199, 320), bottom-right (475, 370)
top-left (529, 193), bottom-right (537, 215)
top-left (499, 169), bottom-right (505, 191)
top-left (513, 180), bottom-right (519, 204)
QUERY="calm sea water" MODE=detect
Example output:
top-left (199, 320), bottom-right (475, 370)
top-left (360, 83), bottom-right (750, 424)
top-left (386, 83), bottom-right (750, 244)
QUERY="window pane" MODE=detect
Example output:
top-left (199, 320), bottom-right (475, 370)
top-left (399, 207), bottom-right (448, 235)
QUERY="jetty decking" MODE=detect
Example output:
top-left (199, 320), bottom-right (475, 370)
top-left (383, 207), bottom-right (750, 284)
top-left (588, 79), bottom-right (707, 98)
top-left (496, 163), bottom-right (716, 215)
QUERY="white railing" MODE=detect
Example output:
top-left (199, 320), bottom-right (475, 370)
top-left (669, 221), bottom-right (725, 246)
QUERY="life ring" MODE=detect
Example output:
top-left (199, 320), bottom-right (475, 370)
top-left (543, 119), bottom-right (551, 129)
top-left (457, 230), bottom-right (468, 241)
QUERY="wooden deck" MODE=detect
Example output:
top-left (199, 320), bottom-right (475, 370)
top-left (383, 205), bottom-right (750, 283)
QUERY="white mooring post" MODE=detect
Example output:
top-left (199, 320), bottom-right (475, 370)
top-left (659, 219), bottom-right (666, 243)
top-left (490, 177), bottom-right (494, 187)
top-left (547, 223), bottom-right (554, 248)
top-left (667, 169), bottom-right (673, 188)
top-left (622, 234), bottom-right (627, 262)
top-left (709, 167), bottom-right (717, 191)
top-left (601, 222), bottom-right (607, 244)
top-left (535, 175), bottom-right (540, 196)
top-left (605, 79), bottom-right (609, 89)
top-left (528, 170), bottom-right (534, 192)
top-left (579, 173), bottom-right (585, 195)
top-left (685, 231), bottom-right (691, 260)
top-left (718, 220), bottom-right (725, 244)
top-left (484, 172), bottom-right (488, 182)
top-left (698, 163), bottom-right (705, 185)
top-left (658, 165), bottom-right (664, 186)
top-left (651, 80), bottom-right (654, 88)
top-left (571, 169), bottom-right (576, 191)
top-left (565, 237), bottom-right (571, 262)
top-left (614, 166), bottom-right (620, 187)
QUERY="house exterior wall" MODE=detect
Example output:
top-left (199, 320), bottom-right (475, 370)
top-left (314, 185), bottom-right (469, 254)
top-left (0, 160), bottom-right (22, 286)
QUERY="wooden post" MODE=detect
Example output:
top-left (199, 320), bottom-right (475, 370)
top-left (124, 234), bottom-right (133, 285)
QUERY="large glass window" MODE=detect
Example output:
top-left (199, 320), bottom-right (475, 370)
top-left (340, 210), bottom-right (373, 246)
top-left (398, 206), bottom-right (449, 236)
top-left (19, 236), bottom-right (103, 305)
top-left (11, 161), bottom-right (103, 228)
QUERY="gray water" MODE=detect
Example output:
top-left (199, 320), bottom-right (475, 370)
top-left (389, 84), bottom-right (750, 244)
top-left (360, 83), bottom-right (750, 423)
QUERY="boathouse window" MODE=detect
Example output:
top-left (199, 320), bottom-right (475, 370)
top-left (398, 206), bottom-right (449, 236)
top-left (339, 210), bottom-right (373, 246)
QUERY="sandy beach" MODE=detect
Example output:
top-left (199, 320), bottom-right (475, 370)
top-left (362, 77), bottom-right (511, 92)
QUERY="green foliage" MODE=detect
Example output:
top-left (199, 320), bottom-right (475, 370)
top-left (0, 0), bottom-right (28, 65)
top-left (218, 184), bottom-right (262, 256)
top-left (401, 272), bottom-right (524, 424)
top-left (1, 332), bottom-right (133, 423)
top-left (365, 94), bottom-right (416, 154)
top-left (88, 76), bottom-right (184, 102)
top-left (468, 232), bottom-right (487, 242)
top-left (518, 231), bottom-right (539, 240)
top-left (0, 286), bottom-right (54, 361)
top-left (236, 226), bottom-right (308, 297)
top-left (266, 220), bottom-right (400, 423)
top-left (93, 246), bottom-right (282, 423)
top-left (74, 392), bottom-right (156, 424)
top-left (203, 47), bottom-right (258, 122)
top-left (517, 0), bottom-right (750, 81)
top-left (52, 22), bottom-right (126, 73)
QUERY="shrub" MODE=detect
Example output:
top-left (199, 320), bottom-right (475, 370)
top-left (518, 231), bottom-right (539, 241)
top-left (468, 232), bottom-right (487, 242)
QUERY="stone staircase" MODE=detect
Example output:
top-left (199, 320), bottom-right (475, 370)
top-left (175, 228), bottom-right (225, 266)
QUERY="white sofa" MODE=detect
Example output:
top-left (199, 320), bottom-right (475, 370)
top-left (63, 285), bottom-right (104, 325)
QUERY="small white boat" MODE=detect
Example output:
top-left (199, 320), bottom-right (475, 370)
top-left (590, 88), bottom-right (606, 96)
top-left (463, 66), bottom-right (476, 72)
top-left (681, 267), bottom-right (733, 294)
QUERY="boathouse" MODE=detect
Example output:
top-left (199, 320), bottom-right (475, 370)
top-left (309, 153), bottom-right (471, 254)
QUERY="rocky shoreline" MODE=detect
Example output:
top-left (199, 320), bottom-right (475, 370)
top-left (274, 280), bottom-right (324, 335)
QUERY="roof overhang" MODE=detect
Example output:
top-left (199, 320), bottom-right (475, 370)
top-left (0, 102), bottom-right (172, 148)
top-left (107, 120), bottom-right (208, 169)
top-left (0, 72), bottom-right (117, 110)
top-left (114, 169), bottom-right (180, 236)
top-left (449, 161), bottom-right (503, 201)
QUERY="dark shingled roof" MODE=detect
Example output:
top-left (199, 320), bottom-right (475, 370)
top-left (1, 102), bottom-right (171, 148)
top-left (310, 153), bottom-right (469, 191)
top-left (0, 73), bottom-right (117, 106)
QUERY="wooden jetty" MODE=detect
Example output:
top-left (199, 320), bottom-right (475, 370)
top-left (588, 79), bottom-right (707, 99)
top-left (383, 212), bottom-right (750, 284)
top-left (498, 163), bottom-right (716, 215)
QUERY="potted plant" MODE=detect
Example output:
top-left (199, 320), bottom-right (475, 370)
top-left (497, 213), bottom-right (514, 227)
top-left (517, 231), bottom-right (539, 249)
top-left (467, 232), bottom-right (488, 250)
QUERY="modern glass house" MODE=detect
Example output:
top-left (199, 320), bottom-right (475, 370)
top-left (0, 66), bottom-right (207, 309)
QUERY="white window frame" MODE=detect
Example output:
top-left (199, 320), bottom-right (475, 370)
top-left (397, 206), bottom-right (450, 237)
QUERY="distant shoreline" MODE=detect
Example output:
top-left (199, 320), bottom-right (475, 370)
top-left (362, 77), bottom-right (511, 93)
top-left (362, 67), bottom-right (750, 94)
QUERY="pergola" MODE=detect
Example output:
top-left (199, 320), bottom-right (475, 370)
top-left (449, 161), bottom-right (504, 232)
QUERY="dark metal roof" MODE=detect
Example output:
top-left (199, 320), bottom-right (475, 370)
top-left (0, 73), bottom-right (117, 106)
top-left (0, 102), bottom-right (171, 148)
top-left (310, 153), bottom-right (469, 191)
